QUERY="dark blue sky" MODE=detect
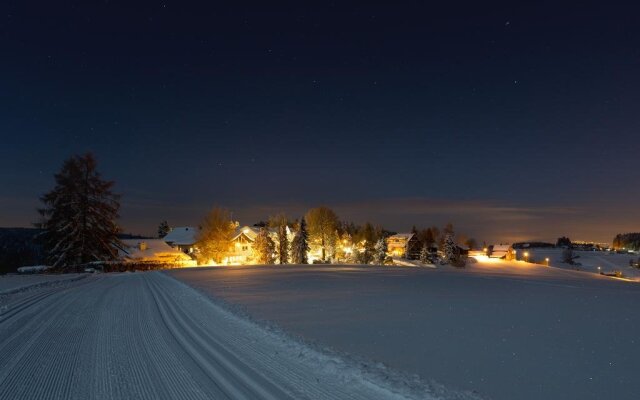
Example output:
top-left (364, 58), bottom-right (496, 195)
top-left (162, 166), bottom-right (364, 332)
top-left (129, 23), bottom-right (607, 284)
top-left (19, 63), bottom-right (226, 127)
top-left (1, 1), bottom-right (639, 242)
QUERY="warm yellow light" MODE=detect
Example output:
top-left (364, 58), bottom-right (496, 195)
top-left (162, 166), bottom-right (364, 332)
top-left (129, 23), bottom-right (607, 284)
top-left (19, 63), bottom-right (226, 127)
top-left (524, 251), bottom-right (529, 257)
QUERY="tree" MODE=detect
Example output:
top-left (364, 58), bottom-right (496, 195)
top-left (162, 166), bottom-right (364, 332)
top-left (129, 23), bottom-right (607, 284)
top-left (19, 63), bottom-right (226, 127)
top-left (561, 247), bottom-right (579, 264)
top-left (158, 220), bottom-right (170, 238)
top-left (556, 236), bottom-right (572, 247)
top-left (269, 213), bottom-right (289, 264)
top-left (291, 218), bottom-right (310, 264)
top-left (439, 223), bottom-right (454, 249)
top-left (418, 228), bottom-right (435, 249)
top-left (464, 238), bottom-right (477, 250)
top-left (305, 206), bottom-right (339, 261)
top-left (36, 153), bottom-right (122, 268)
top-left (419, 244), bottom-right (429, 264)
top-left (277, 224), bottom-right (289, 264)
top-left (373, 238), bottom-right (387, 265)
top-left (195, 207), bottom-right (235, 264)
top-left (253, 227), bottom-right (275, 264)
top-left (442, 232), bottom-right (458, 264)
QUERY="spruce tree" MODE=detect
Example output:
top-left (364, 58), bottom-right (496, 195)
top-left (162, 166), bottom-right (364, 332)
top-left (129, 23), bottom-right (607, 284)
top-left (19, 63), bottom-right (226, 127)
top-left (277, 224), bottom-right (289, 264)
top-left (442, 232), bottom-right (458, 264)
top-left (373, 238), bottom-right (388, 265)
top-left (37, 153), bottom-right (122, 268)
top-left (158, 220), bottom-right (170, 238)
top-left (291, 217), bottom-right (310, 264)
top-left (253, 227), bottom-right (275, 264)
top-left (419, 244), bottom-right (429, 264)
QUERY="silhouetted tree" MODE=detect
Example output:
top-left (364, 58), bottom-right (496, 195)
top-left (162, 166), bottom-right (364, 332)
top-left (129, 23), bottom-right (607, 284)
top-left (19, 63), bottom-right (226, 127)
top-left (37, 153), bottom-right (122, 268)
top-left (291, 218), bottom-right (310, 264)
top-left (158, 220), bottom-right (170, 238)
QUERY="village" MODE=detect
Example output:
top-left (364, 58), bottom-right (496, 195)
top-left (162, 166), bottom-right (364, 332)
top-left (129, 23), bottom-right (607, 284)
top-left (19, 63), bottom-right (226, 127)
top-left (110, 217), bottom-right (640, 282)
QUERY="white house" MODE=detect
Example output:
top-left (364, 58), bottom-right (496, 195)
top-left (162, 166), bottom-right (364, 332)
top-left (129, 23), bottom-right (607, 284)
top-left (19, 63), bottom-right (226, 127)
top-left (163, 226), bottom-right (198, 254)
top-left (121, 239), bottom-right (196, 266)
top-left (489, 244), bottom-right (513, 259)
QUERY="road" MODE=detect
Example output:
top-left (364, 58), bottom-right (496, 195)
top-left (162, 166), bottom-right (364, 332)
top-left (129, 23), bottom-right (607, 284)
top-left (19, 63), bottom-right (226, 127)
top-left (0, 272), bottom-right (449, 400)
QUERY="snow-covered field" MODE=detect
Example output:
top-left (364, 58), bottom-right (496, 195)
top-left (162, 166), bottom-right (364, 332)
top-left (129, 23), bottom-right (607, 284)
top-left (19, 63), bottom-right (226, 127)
top-left (514, 248), bottom-right (640, 279)
top-left (169, 261), bottom-right (640, 400)
top-left (0, 273), bottom-right (84, 294)
top-left (0, 271), bottom-right (476, 400)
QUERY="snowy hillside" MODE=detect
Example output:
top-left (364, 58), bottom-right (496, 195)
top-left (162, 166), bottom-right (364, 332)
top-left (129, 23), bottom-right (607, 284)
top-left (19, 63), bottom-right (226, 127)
top-left (514, 248), bottom-right (640, 279)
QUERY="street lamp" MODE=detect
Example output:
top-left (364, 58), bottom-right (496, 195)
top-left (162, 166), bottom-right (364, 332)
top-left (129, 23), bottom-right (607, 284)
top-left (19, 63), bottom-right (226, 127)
top-left (545, 257), bottom-right (549, 266)
top-left (523, 251), bottom-right (529, 262)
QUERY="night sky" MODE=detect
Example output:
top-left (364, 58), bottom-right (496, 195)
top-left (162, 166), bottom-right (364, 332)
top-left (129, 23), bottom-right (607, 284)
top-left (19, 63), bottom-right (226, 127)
top-left (1, 1), bottom-right (639, 243)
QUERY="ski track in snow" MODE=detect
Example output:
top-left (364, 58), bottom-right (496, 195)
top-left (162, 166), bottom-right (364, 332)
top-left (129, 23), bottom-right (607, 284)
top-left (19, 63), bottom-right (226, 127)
top-left (0, 272), bottom-right (478, 400)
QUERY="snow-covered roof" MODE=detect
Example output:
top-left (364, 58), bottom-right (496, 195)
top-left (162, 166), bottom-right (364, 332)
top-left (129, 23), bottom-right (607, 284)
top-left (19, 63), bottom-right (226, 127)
top-left (121, 239), bottom-right (193, 262)
top-left (388, 233), bottom-right (414, 241)
top-left (492, 244), bottom-right (511, 251)
top-left (163, 226), bottom-right (198, 246)
top-left (231, 226), bottom-right (259, 242)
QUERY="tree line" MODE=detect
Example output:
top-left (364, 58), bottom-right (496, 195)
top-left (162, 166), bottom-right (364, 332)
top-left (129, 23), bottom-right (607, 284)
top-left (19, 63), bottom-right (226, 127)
top-left (613, 233), bottom-right (640, 251)
top-left (33, 153), bottom-right (475, 270)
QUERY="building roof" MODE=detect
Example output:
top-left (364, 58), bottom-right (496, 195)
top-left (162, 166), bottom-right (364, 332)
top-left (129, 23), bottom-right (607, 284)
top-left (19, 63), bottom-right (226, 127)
top-left (387, 233), bottom-right (414, 240)
top-left (231, 226), bottom-right (259, 242)
top-left (121, 239), bottom-right (193, 262)
top-left (163, 226), bottom-right (197, 246)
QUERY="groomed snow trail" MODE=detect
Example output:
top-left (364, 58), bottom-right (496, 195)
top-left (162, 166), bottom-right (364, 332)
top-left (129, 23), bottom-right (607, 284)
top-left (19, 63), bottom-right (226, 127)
top-left (0, 272), bottom-right (463, 400)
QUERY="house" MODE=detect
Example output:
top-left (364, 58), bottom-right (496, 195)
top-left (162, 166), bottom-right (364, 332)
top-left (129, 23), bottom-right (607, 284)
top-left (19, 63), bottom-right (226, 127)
top-left (226, 225), bottom-right (296, 265)
top-left (163, 226), bottom-right (198, 254)
top-left (386, 233), bottom-right (421, 259)
top-left (121, 239), bottom-right (196, 266)
top-left (488, 244), bottom-right (513, 259)
top-left (226, 226), bottom-right (259, 264)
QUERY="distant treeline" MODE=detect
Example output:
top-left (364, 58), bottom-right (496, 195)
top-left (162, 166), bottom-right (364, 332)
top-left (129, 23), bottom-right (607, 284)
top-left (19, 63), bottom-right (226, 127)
top-left (0, 228), bottom-right (151, 274)
top-left (613, 233), bottom-right (640, 251)
top-left (0, 228), bottom-right (45, 274)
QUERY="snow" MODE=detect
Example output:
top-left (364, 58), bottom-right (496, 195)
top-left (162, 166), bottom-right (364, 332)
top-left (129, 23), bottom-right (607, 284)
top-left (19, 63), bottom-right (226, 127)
top-left (120, 239), bottom-right (196, 265)
top-left (514, 248), bottom-right (640, 280)
top-left (0, 273), bottom-right (84, 295)
top-left (169, 261), bottom-right (640, 400)
top-left (391, 257), bottom-right (436, 268)
top-left (0, 271), bottom-right (477, 400)
top-left (16, 265), bottom-right (52, 273)
top-left (163, 226), bottom-right (197, 245)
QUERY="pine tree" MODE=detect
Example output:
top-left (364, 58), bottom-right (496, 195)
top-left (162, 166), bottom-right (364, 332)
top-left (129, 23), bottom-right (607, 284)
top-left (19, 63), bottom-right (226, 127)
top-left (373, 238), bottom-right (387, 265)
top-left (419, 244), bottom-right (429, 264)
top-left (253, 227), bottom-right (275, 264)
top-left (278, 224), bottom-right (289, 264)
top-left (442, 232), bottom-right (458, 264)
top-left (158, 220), bottom-right (170, 238)
top-left (37, 153), bottom-right (122, 268)
top-left (291, 218), bottom-right (310, 264)
top-left (269, 213), bottom-right (289, 264)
